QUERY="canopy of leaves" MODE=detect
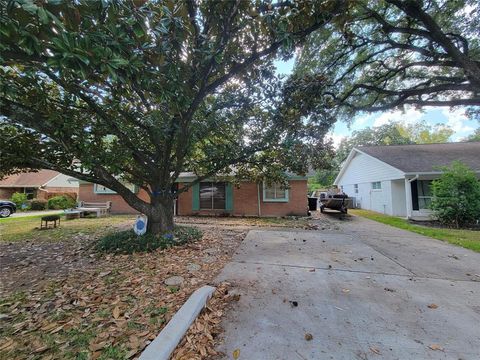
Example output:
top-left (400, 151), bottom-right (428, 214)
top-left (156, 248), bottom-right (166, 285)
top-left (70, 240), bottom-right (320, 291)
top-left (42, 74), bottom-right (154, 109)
top-left (430, 161), bottom-right (480, 228)
top-left (0, 0), bottom-right (345, 217)
top-left (295, 0), bottom-right (480, 120)
top-left (336, 120), bottom-right (452, 162)
top-left (463, 127), bottom-right (480, 142)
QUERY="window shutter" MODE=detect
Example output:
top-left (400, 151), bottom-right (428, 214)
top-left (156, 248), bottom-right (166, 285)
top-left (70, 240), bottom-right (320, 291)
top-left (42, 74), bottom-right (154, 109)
top-left (192, 182), bottom-right (200, 211)
top-left (225, 183), bottom-right (233, 211)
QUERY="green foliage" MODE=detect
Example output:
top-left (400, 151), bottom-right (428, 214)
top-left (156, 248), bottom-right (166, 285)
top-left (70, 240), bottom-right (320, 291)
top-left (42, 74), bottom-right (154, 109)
top-left (96, 225), bottom-right (202, 254)
top-left (10, 192), bottom-right (28, 209)
top-left (47, 195), bottom-right (76, 210)
top-left (311, 169), bottom-right (338, 188)
top-left (29, 199), bottom-right (47, 211)
top-left (295, 0), bottom-right (480, 118)
top-left (430, 162), bottom-right (480, 228)
top-left (0, 0), bottom-right (345, 233)
top-left (336, 120), bottom-right (453, 163)
top-left (397, 121), bottom-right (453, 144)
top-left (463, 128), bottom-right (480, 142)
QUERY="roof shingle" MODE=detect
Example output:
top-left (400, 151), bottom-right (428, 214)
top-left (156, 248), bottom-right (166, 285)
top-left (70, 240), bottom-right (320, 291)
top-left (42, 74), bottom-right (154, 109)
top-left (358, 142), bottom-right (480, 173)
top-left (0, 170), bottom-right (60, 187)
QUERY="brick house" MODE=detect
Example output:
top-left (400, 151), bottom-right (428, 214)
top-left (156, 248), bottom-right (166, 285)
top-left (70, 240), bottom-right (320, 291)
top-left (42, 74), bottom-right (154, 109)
top-left (0, 170), bottom-right (79, 200)
top-left (78, 173), bottom-right (308, 217)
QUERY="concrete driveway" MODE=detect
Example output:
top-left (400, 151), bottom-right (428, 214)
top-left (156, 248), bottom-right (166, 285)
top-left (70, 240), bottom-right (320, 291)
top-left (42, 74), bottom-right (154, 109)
top-left (215, 216), bottom-right (480, 359)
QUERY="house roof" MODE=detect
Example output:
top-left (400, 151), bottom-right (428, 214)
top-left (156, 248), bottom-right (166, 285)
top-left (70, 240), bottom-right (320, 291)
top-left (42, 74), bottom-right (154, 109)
top-left (0, 170), bottom-right (60, 188)
top-left (357, 142), bottom-right (480, 173)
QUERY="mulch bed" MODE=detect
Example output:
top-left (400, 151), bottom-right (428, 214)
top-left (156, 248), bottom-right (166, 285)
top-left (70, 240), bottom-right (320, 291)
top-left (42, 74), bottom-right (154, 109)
top-left (0, 226), bottom-right (245, 359)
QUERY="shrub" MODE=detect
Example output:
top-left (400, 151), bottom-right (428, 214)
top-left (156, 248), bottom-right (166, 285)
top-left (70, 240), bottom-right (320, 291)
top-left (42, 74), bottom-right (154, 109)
top-left (430, 161), bottom-right (480, 228)
top-left (30, 199), bottom-right (47, 210)
top-left (10, 192), bottom-right (28, 210)
top-left (47, 195), bottom-right (77, 210)
top-left (96, 225), bottom-right (203, 254)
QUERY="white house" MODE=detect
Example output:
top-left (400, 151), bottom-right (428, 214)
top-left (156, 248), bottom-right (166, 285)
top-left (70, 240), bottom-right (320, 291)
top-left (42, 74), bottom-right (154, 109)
top-left (334, 142), bottom-right (480, 220)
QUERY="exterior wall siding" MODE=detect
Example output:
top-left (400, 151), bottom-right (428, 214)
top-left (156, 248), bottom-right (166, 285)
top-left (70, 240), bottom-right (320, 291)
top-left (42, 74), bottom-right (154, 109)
top-left (79, 180), bottom-right (308, 217)
top-left (336, 152), bottom-right (405, 216)
top-left (336, 152), bottom-right (404, 185)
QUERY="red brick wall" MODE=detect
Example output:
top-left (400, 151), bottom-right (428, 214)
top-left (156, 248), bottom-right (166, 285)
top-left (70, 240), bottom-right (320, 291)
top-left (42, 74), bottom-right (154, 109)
top-left (178, 180), bottom-right (308, 217)
top-left (259, 180), bottom-right (308, 216)
top-left (79, 180), bottom-right (308, 217)
top-left (78, 184), bottom-right (149, 214)
top-left (0, 188), bottom-right (16, 200)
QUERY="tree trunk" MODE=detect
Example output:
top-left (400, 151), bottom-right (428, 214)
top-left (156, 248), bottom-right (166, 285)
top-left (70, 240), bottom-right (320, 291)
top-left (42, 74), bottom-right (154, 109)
top-left (147, 196), bottom-right (175, 235)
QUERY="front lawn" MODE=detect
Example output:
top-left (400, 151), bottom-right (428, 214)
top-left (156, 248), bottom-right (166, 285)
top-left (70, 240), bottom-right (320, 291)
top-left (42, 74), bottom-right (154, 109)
top-left (0, 214), bottom-right (133, 243)
top-left (0, 215), bottom-right (246, 359)
top-left (351, 209), bottom-right (480, 252)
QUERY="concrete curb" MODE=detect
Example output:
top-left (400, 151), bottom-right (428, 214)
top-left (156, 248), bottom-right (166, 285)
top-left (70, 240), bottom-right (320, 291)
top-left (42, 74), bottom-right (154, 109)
top-left (139, 285), bottom-right (216, 360)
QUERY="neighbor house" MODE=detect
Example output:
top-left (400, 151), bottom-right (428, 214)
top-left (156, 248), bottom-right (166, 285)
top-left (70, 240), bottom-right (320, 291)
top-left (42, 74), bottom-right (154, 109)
top-left (334, 142), bottom-right (480, 220)
top-left (78, 172), bottom-right (308, 217)
top-left (0, 170), bottom-right (79, 200)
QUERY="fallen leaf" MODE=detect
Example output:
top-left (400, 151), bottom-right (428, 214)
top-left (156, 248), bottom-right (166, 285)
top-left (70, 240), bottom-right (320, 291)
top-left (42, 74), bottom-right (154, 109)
top-left (428, 344), bottom-right (444, 351)
top-left (304, 333), bottom-right (313, 341)
top-left (427, 303), bottom-right (438, 309)
top-left (369, 346), bottom-right (381, 355)
top-left (233, 348), bottom-right (240, 359)
top-left (342, 288), bottom-right (350, 293)
top-left (112, 306), bottom-right (120, 319)
top-left (0, 339), bottom-right (14, 351)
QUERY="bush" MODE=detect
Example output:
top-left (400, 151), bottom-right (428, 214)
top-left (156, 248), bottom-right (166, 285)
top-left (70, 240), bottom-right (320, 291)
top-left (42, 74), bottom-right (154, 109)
top-left (10, 192), bottom-right (28, 210)
top-left (29, 199), bottom-right (47, 210)
top-left (47, 195), bottom-right (76, 210)
top-left (96, 225), bottom-right (203, 254)
top-left (430, 161), bottom-right (480, 228)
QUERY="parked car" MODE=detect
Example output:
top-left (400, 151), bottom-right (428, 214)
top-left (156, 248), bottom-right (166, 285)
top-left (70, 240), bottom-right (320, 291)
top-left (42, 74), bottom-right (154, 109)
top-left (0, 200), bottom-right (16, 218)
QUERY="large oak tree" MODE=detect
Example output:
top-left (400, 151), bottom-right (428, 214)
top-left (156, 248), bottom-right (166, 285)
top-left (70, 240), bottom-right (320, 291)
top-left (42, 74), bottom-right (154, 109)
top-left (0, 0), bottom-right (343, 233)
top-left (295, 0), bottom-right (480, 119)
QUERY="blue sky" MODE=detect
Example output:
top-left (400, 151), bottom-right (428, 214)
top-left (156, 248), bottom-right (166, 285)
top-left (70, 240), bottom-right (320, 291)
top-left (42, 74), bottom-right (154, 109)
top-left (275, 59), bottom-right (477, 147)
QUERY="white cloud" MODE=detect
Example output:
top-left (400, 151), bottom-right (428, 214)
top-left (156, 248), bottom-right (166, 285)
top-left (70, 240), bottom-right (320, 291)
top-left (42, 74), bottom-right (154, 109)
top-left (327, 132), bottom-right (345, 149)
top-left (441, 108), bottom-right (473, 136)
top-left (373, 108), bottom-right (425, 127)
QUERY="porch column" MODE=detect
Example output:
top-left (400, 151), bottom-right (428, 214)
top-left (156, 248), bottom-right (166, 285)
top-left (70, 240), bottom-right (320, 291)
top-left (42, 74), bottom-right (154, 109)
top-left (405, 178), bottom-right (412, 219)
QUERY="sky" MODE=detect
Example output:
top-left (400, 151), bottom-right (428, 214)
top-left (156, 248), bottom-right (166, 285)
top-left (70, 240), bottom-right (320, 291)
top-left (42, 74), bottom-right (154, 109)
top-left (274, 58), bottom-right (478, 147)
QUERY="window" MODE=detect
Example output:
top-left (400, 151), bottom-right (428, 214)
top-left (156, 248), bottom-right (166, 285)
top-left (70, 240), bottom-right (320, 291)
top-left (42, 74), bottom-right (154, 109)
top-left (263, 182), bottom-right (289, 202)
top-left (371, 181), bottom-right (382, 190)
top-left (94, 184), bottom-right (137, 194)
top-left (94, 184), bottom-right (117, 194)
top-left (417, 180), bottom-right (433, 209)
top-left (199, 182), bottom-right (226, 209)
top-left (354, 184), bottom-right (358, 194)
top-left (24, 188), bottom-right (36, 200)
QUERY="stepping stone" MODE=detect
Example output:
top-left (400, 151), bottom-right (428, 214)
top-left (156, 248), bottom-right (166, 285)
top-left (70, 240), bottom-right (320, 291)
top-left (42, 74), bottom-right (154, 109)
top-left (164, 276), bottom-right (184, 286)
top-left (187, 263), bottom-right (201, 272)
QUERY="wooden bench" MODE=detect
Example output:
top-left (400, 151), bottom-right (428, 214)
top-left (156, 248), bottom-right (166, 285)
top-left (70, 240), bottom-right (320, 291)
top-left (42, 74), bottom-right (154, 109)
top-left (76, 201), bottom-right (112, 218)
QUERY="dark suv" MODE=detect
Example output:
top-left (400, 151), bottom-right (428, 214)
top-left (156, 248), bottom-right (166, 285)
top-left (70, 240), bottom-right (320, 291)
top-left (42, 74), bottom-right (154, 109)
top-left (0, 200), bottom-right (16, 218)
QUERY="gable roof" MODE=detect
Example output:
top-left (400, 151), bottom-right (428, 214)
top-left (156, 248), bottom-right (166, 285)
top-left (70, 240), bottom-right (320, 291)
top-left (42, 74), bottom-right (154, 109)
top-left (0, 170), bottom-right (60, 188)
top-left (358, 142), bottom-right (480, 173)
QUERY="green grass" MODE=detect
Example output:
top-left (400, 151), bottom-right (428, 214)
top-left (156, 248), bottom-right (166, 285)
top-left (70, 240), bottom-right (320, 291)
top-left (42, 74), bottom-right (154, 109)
top-left (0, 215), bottom-right (133, 242)
top-left (351, 209), bottom-right (480, 252)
